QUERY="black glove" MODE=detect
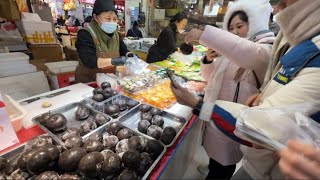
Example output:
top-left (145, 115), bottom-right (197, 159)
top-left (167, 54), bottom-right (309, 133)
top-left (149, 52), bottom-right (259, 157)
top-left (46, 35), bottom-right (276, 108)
top-left (126, 52), bottom-right (140, 58)
top-left (111, 56), bottom-right (127, 66)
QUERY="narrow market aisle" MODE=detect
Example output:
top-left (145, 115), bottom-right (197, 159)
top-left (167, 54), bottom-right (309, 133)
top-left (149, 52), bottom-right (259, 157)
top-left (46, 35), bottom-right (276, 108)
top-left (182, 144), bottom-right (243, 179)
top-left (182, 145), bottom-right (209, 179)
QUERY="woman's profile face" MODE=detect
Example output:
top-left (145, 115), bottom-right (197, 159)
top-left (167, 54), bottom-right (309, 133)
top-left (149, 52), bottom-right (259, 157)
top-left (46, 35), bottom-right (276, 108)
top-left (94, 11), bottom-right (118, 26)
top-left (229, 15), bottom-right (249, 38)
top-left (176, 19), bottom-right (188, 32)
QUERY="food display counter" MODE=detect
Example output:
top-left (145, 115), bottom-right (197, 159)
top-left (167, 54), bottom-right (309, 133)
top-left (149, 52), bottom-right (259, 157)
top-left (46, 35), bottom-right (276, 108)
top-left (0, 47), bottom-right (208, 179)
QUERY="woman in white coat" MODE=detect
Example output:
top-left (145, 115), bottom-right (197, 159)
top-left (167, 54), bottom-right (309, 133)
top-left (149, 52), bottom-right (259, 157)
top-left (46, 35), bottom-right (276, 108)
top-left (182, 0), bottom-right (275, 179)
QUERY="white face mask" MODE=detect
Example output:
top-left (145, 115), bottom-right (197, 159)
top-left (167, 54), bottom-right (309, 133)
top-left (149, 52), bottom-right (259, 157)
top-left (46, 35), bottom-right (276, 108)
top-left (178, 29), bottom-right (185, 34)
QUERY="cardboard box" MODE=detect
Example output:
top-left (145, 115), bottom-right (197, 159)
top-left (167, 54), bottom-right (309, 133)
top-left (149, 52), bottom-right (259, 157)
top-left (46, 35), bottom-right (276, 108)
top-left (0, 0), bottom-right (20, 20)
top-left (29, 43), bottom-right (64, 61)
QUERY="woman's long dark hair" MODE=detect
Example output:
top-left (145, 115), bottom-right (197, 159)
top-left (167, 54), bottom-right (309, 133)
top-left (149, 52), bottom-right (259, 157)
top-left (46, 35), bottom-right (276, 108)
top-left (169, 11), bottom-right (188, 40)
top-left (227, 11), bottom-right (248, 31)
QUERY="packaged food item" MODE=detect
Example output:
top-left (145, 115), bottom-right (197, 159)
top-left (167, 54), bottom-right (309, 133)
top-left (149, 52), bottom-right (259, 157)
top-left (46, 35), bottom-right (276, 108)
top-left (119, 72), bottom-right (161, 93)
top-left (124, 80), bottom-right (176, 109)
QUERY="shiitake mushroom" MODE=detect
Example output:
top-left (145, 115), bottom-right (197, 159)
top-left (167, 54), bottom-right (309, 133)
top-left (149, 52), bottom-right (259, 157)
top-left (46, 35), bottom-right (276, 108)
top-left (102, 88), bottom-right (113, 100)
top-left (139, 136), bottom-right (148, 150)
top-left (64, 136), bottom-right (83, 149)
top-left (24, 135), bottom-right (53, 151)
top-left (102, 135), bottom-right (119, 150)
top-left (93, 87), bottom-right (103, 95)
top-left (59, 173), bottom-right (80, 180)
top-left (114, 99), bottom-right (128, 111)
top-left (137, 152), bottom-right (153, 176)
top-left (101, 82), bottom-right (111, 90)
top-left (35, 171), bottom-right (59, 180)
top-left (106, 122), bottom-right (123, 135)
top-left (78, 152), bottom-right (104, 178)
top-left (80, 121), bottom-right (97, 136)
top-left (138, 120), bottom-right (151, 134)
top-left (151, 115), bottom-right (164, 127)
top-left (83, 140), bottom-right (104, 153)
top-left (86, 132), bottom-right (103, 142)
top-left (140, 112), bottom-right (153, 122)
top-left (75, 106), bottom-right (90, 120)
top-left (128, 136), bottom-right (144, 152)
top-left (39, 112), bottom-right (51, 126)
top-left (92, 94), bottom-right (104, 102)
top-left (122, 149), bottom-right (140, 170)
top-left (147, 125), bottom-right (163, 140)
top-left (5, 154), bottom-right (20, 175)
top-left (9, 169), bottom-right (30, 180)
top-left (27, 148), bottom-right (52, 175)
top-left (139, 104), bottom-right (151, 113)
top-left (104, 105), bottom-right (120, 118)
top-left (100, 153), bottom-right (122, 178)
top-left (115, 139), bottom-right (129, 154)
top-left (127, 100), bottom-right (138, 109)
top-left (117, 169), bottom-right (137, 180)
top-left (17, 150), bottom-right (35, 171)
top-left (58, 147), bottom-right (87, 172)
top-left (116, 128), bottom-right (134, 141)
top-left (61, 128), bottom-right (81, 142)
top-left (100, 149), bottom-right (115, 160)
top-left (150, 108), bottom-right (162, 116)
top-left (145, 139), bottom-right (164, 160)
top-left (93, 113), bottom-right (110, 127)
top-left (0, 157), bottom-right (7, 172)
top-left (45, 113), bottom-right (67, 132)
top-left (159, 126), bottom-right (177, 145)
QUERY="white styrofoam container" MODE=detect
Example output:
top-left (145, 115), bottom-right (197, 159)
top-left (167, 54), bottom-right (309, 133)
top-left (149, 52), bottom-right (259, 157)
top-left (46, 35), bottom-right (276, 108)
top-left (0, 64), bottom-right (37, 78)
top-left (45, 61), bottom-right (78, 74)
top-left (0, 52), bottom-right (30, 63)
top-left (16, 20), bottom-right (52, 35)
top-left (3, 94), bottom-right (27, 132)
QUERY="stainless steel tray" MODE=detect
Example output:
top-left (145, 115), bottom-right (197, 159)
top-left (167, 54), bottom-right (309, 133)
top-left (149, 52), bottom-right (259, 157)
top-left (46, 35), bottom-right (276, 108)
top-left (83, 122), bottom-right (167, 180)
top-left (32, 102), bottom-right (112, 146)
top-left (0, 143), bottom-right (25, 159)
top-left (119, 104), bottom-right (187, 147)
top-left (82, 91), bottom-right (117, 112)
top-left (101, 94), bottom-right (140, 119)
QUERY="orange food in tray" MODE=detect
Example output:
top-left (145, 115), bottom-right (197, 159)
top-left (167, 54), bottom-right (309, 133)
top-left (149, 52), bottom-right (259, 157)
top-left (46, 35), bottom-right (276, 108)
top-left (123, 80), bottom-right (176, 109)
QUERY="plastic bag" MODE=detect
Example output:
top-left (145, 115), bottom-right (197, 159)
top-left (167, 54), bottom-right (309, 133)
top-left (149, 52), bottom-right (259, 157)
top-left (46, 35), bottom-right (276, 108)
top-left (234, 102), bottom-right (320, 150)
top-left (124, 55), bottom-right (149, 76)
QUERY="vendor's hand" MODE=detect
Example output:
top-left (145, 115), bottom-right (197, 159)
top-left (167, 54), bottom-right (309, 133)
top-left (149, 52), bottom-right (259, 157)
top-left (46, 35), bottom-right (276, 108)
top-left (170, 80), bottom-right (199, 108)
top-left (126, 52), bottom-right (139, 58)
top-left (184, 29), bottom-right (204, 44)
top-left (245, 93), bottom-right (261, 107)
top-left (279, 140), bottom-right (320, 180)
top-left (206, 49), bottom-right (220, 61)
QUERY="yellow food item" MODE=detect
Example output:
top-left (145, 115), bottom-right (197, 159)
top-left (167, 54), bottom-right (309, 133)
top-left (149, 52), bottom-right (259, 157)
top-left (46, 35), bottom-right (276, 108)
top-left (124, 80), bottom-right (176, 109)
top-left (42, 102), bottom-right (52, 108)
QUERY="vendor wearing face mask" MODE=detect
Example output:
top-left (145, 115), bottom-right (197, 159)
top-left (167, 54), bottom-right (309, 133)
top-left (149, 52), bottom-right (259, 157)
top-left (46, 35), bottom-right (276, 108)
top-left (75, 0), bottom-right (133, 83)
top-left (147, 12), bottom-right (188, 63)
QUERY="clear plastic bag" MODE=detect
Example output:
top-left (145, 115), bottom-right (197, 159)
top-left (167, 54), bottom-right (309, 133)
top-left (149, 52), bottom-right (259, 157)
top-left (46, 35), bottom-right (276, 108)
top-left (234, 102), bottom-right (320, 150)
top-left (124, 56), bottom-right (149, 76)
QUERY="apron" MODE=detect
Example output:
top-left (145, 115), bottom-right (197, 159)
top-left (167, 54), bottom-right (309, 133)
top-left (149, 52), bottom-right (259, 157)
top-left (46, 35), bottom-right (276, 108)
top-left (75, 25), bottom-right (120, 83)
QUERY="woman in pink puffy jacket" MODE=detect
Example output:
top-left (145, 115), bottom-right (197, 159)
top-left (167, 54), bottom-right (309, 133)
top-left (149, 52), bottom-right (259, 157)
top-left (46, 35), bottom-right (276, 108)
top-left (184, 0), bottom-right (275, 179)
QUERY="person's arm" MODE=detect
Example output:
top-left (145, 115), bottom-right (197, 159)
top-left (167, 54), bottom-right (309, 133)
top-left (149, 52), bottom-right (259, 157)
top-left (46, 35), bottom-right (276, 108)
top-left (119, 38), bottom-right (130, 56)
top-left (198, 26), bottom-right (273, 71)
top-left (76, 30), bottom-right (122, 69)
top-left (279, 140), bottom-right (320, 179)
top-left (75, 29), bottom-right (99, 69)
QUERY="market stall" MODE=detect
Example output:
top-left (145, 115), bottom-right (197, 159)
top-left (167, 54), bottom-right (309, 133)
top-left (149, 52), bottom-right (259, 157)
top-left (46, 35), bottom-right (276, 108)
top-left (0, 45), bottom-right (207, 179)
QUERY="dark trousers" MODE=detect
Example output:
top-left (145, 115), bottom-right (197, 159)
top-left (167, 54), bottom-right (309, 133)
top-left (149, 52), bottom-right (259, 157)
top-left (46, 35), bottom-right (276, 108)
top-left (206, 158), bottom-right (236, 180)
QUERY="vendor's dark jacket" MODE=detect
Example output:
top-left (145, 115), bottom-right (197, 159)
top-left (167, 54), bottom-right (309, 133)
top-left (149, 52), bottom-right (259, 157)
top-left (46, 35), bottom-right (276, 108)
top-left (126, 27), bottom-right (143, 38)
top-left (147, 25), bottom-right (177, 63)
top-left (76, 29), bottom-right (129, 69)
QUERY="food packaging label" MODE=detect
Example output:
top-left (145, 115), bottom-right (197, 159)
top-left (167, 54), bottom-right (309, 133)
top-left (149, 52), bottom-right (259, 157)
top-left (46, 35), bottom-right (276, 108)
top-left (0, 94), bottom-right (19, 151)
